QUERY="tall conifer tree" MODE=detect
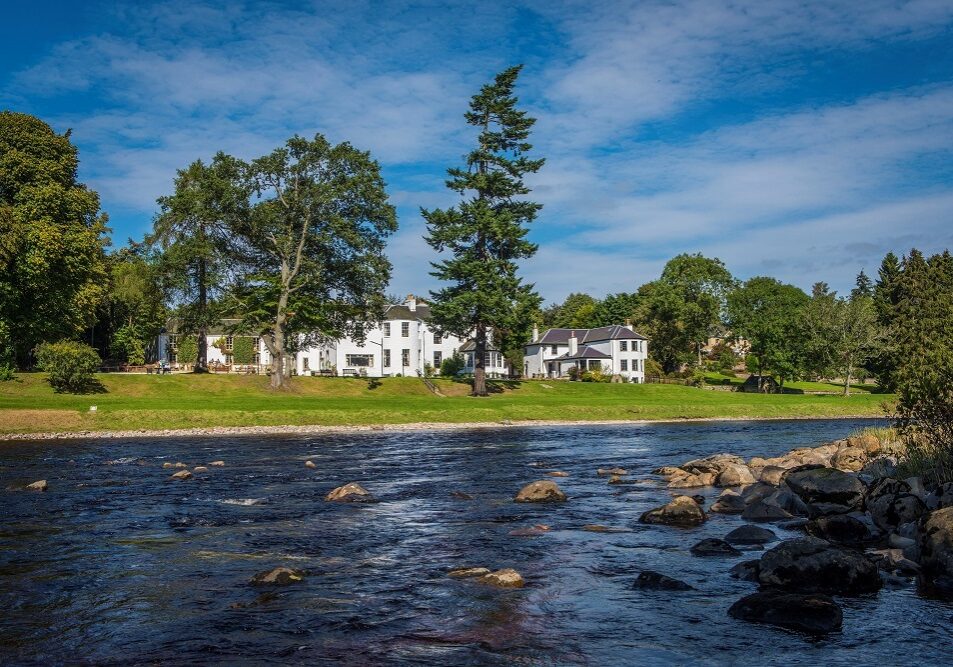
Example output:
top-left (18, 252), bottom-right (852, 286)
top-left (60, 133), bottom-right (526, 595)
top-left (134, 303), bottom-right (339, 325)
top-left (423, 66), bottom-right (543, 396)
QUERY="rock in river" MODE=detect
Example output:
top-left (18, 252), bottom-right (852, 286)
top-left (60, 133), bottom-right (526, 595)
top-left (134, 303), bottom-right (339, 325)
top-left (633, 570), bottom-right (694, 591)
top-left (784, 467), bottom-right (866, 517)
top-left (26, 480), bottom-right (48, 491)
top-left (725, 525), bottom-right (776, 545)
top-left (250, 567), bottom-right (305, 585)
top-left (728, 591), bottom-right (843, 634)
top-left (691, 538), bottom-right (742, 557)
top-left (919, 506), bottom-right (953, 596)
top-left (730, 559), bottom-right (761, 581)
top-left (169, 470), bottom-right (192, 481)
top-left (514, 480), bottom-right (567, 503)
top-left (640, 495), bottom-right (706, 527)
top-left (326, 482), bottom-right (373, 502)
top-left (448, 567), bottom-right (491, 578)
top-left (710, 489), bottom-right (746, 514)
top-left (757, 536), bottom-right (881, 595)
top-left (480, 568), bottom-right (525, 588)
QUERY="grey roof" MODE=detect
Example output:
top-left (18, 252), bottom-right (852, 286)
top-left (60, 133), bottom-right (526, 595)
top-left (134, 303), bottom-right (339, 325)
top-left (384, 303), bottom-right (432, 321)
top-left (553, 345), bottom-right (611, 361)
top-left (537, 325), bottom-right (647, 344)
top-left (458, 339), bottom-right (501, 353)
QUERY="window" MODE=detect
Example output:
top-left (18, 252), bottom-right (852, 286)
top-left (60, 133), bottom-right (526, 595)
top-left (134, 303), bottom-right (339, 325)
top-left (345, 354), bottom-right (374, 367)
top-left (433, 351), bottom-right (442, 368)
top-left (225, 336), bottom-right (234, 351)
top-left (303, 357), bottom-right (310, 370)
top-left (401, 349), bottom-right (410, 367)
top-left (620, 359), bottom-right (628, 371)
top-left (484, 352), bottom-right (493, 366)
top-left (401, 322), bottom-right (409, 337)
top-left (433, 332), bottom-right (442, 344)
top-left (168, 335), bottom-right (179, 350)
top-left (551, 344), bottom-right (558, 354)
top-left (383, 349), bottom-right (391, 367)
top-left (620, 340), bottom-right (627, 351)
top-left (383, 322), bottom-right (391, 337)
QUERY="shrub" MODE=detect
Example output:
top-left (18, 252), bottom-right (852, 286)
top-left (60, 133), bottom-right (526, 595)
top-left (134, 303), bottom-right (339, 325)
top-left (110, 325), bottom-right (146, 365)
top-left (580, 368), bottom-right (612, 382)
top-left (644, 358), bottom-right (663, 378)
top-left (440, 352), bottom-right (465, 377)
top-left (232, 336), bottom-right (255, 364)
top-left (35, 340), bottom-right (101, 393)
top-left (175, 336), bottom-right (198, 366)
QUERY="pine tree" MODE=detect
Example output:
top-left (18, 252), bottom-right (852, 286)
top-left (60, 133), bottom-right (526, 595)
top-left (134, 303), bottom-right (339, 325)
top-left (852, 269), bottom-right (873, 298)
top-left (423, 66), bottom-right (544, 396)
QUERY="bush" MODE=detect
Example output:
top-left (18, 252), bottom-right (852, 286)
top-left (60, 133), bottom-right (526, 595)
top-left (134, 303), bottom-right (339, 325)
top-left (110, 325), bottom-right (146, 365)
top-left (440, 352), bottom-right (465, 377)
top-left (580, 368), bottom-right (611, 382)
top-left (175, 336), bottom-right (198, 366)
top-left (644, 358), bottom-right (663, 378)
top-left (232, 336), bottom-right (255, 364)
top-left (35, 340), bottom-right (101, 393)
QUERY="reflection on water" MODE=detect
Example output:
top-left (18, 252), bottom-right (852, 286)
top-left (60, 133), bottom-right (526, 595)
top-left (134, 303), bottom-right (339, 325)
top-left (1, 419), bottom-right (950, 665)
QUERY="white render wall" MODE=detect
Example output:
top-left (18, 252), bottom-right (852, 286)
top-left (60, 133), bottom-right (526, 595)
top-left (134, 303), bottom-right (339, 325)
top-left (524, 333), bottom-right (648, 382)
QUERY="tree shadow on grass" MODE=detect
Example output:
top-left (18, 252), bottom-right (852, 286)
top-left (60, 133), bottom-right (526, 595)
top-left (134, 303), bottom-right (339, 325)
top-left (54, 378), bottom-right (108, 394)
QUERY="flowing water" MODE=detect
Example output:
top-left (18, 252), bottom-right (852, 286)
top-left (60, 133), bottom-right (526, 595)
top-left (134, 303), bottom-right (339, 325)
top-left (2, 419), bottom-right (951, 666)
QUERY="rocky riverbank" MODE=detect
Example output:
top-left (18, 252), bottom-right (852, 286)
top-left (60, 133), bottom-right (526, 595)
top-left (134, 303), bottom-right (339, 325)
top-left (640, 432), bottom-right (953, 633)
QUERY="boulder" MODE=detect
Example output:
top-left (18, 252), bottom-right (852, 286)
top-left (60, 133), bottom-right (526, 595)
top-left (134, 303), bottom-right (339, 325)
top-left (582, 524), bottom-right (612, 532)
top-left (805, 514), bottom-right (877, 545)
top-left (547, 471), bottom-right (569, 478)
top-left (759, 466), bottom-right (787, 486)
top-left (668, 472), bottom-right (715, 488)
top-left (325, 482), bottom-right (373, 502)
top-left (305, 460), bottom-right (317, 469)
top-left (715, 464), bottom-right (756, 487)
top-left (740, 482), bottom-right (776, 505)
top-left (514, 480), bottom-right (567, 503)
top-left (784, 467), bottom-right (866, 517)
top-left (633, 571), bottom-right (693, 590)
top-left (741, 500), bottom-right (793, 522)
top-left (918, 506), bottom-right (953, 595)
top-left (847, 433), bottom-right (882, 456)
top-left (508, 525), bottom-right (550, 537)
top-left (250, 567), bottom-right (305, 585)
top-left (607, 475), bottom-right (626, 485)
top-left (26, 480), bottom-right (48, 492)
top-left (652, 466), bottom-right (682, 476)
top-left (758, 536), bottom-right (882, 595)
top-left (710, 489), bottom-right (746, 514)
top-left (209, 460), bottom-right (225, 467)
top-left (725, 525), bottom-right (776, 545)
top-left (162, 462), bottom-right (174, 469)
top-left (480, 568), bottom-right (524, 588)
top-left (728, 592), bottom-right (842, 634)
top-left (730, 559), bottom-right (761, 581)
top-left (193, 466), bottom-right (208, 473)
top-left (832, 446), bottom-right (867, 472)
top-left (598, 467), bottom-right (628, 476)
top-left (174, 462), bottom-right (187, 469)
top-left (861, 457), bottom-right (897, 478)
top-left (680, 454), bottom-right (746, 476)
top-left (691, 538), bottom-right (742, 557)
top-left (867, 478), bottom-right (926, 530)
top-left (169, 470), bottom-right (192, 481)
top-left (448, 567), bottom-right (491, 578)
top-left (640, 495), bottom-right (706, 527)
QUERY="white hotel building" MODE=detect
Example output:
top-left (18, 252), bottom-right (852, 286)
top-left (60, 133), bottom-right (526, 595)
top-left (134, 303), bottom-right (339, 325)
top-left (523, 324), bottom-right (649, 382)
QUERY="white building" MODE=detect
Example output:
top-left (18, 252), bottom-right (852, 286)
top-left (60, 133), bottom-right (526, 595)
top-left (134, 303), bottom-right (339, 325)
top-left (157, 297), bottom-right (511, 378)
top-left (523, 324), bottom-right (648, 382)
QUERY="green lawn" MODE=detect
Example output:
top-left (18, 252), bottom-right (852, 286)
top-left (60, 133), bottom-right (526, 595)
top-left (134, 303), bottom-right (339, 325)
top-left (0, 373), bottom-right (894, 435)
top-left (701, 371), bottom-right (879, 394)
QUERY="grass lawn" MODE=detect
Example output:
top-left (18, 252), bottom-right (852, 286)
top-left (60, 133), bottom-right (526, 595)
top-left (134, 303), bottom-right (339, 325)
top-left (701, 371), bottom-right (879, 394)
top-left (0, 373), bottom-right (894, 436)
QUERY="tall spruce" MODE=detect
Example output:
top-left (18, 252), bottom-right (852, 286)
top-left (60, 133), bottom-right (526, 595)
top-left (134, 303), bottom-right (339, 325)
top-left (423, 66), bottom-right (543, 395)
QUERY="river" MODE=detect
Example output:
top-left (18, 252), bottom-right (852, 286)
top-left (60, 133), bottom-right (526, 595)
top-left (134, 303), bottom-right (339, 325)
top-left (2, 418), bottom-right (950, 665)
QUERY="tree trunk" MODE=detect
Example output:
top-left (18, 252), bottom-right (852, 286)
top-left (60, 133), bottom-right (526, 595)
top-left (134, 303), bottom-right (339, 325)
top-left (697, 341), bottom-right (702, 366)
top-left (269, 323), bottom-right (286, 390)
top-left (843, 363), bottom-right (852, 397)
top-left (196, 243), bottom-right (208, 373)
top-left (473, 323), bottom-right (487, 396)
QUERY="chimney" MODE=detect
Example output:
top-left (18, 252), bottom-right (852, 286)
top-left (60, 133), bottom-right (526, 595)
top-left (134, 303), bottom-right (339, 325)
top-left (624, 318), bottom-right (633, 331)
top-left (532, 324), bottom-right (539, 342)
top-left (569, 333), bottom-right (578, 356)
top-left (406, 294), bottom-right (416, 312)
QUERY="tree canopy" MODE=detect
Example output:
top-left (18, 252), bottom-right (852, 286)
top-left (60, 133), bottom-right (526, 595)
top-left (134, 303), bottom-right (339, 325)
top-left (0, 111), bottom-right (109, 368)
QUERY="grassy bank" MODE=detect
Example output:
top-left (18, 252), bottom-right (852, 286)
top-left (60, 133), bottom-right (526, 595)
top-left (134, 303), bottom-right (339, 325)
top-left (0, 373), bottom-right (894, 436)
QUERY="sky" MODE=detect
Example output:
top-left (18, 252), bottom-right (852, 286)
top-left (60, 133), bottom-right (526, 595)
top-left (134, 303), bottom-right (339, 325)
top-left (3, 0), bottom-right (953, 304)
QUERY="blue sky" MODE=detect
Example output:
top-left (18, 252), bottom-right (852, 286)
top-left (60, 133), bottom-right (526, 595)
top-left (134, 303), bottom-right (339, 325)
top-left (3, 0), bottom-right (953, 303)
